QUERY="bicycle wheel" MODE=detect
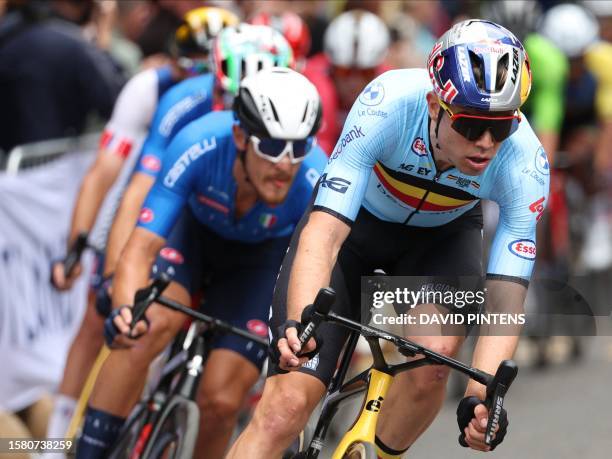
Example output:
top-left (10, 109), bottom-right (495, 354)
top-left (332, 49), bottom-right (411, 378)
top-left (107, 401), bottom-right (150, 459)
top-left (342, 441), bottom-right (377, 459)
top-left (143, 396), bottom-right (199, 459)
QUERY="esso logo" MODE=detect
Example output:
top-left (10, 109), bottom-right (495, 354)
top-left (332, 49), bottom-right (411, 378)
top-left (139, 207), bottom-right (154, 224)
top-left (141, 154), bottom-right (161, 172)
top-left (508, 239), bottom-right (537, 260)
top-left (411, 137), bottom-right (427, 156)
top-left (159, 247), bottom-right (184, 265)
top-left (246, 319), bottom-right (268, 337)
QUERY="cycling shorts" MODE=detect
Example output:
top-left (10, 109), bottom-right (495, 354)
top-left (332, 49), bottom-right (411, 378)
top-left (153, 208), bottom-right (291, 370)
top-left (268, 201), bottom-right (484, 386)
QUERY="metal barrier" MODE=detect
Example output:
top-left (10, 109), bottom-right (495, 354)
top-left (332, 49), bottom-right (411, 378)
top-left (2, 132), bottom-right (101, 174)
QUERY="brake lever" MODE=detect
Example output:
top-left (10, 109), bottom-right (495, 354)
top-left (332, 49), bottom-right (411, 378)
top-left (130, 273), bottom-right (172, 330)
top-left (484, 360), bottom-right (518, 446)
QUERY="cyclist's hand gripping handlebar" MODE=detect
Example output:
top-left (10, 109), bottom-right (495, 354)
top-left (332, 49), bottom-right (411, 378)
top-left (483, 359), bottom-right (518, 446)
top-left (129, 273), bottom-right (172, 331)
top-left (63, 232), bottom-right (89, 277)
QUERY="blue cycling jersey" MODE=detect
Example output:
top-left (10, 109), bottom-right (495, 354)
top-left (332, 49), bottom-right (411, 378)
top-left (314, 69), bottom-right (550, 280)
top-left (134, 73), bottom-right (215, 176)
top-left (138, 110), bottom-right (327, 243)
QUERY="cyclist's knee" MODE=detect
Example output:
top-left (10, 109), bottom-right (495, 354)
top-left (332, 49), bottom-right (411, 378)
top-left (197, 391), bottom-right (242, 428)
top-left (407, 342), bottom-right (456, 397)
top-left (252, 379), bottom-right (313, 443)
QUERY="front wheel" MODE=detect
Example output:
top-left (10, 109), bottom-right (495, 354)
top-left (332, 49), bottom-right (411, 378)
top-left (342, 441), bottom-right (377, 459)
top-left (143, 396), bottom-right (199, 459)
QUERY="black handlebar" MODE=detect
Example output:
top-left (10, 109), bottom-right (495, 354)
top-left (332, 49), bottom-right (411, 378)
top-left (130, 273), bottom-right (172, 328)
top-left (298, 287), bottom-right (335, 345)
top-left (63, 232), bottom-right (89, 277)
top-left (484, 360), bottom-right (518, 446)
top-left (127, 274), bottom-right (268, 347)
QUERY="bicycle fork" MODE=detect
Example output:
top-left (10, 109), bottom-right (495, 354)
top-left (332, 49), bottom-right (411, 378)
top-left (331, 369), bottom-right (393, 459)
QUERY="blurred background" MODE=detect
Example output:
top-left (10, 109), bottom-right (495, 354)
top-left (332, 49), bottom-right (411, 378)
top-left (0, 1), bottom-right (611, 457)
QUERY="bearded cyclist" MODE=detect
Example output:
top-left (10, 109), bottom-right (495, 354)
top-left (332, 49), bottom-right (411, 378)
top-left (227, 20), bottom-right (548, 458)
top-left (46, 6), bottom-right (238, 445)
top-left (75, 68), bottom-right (326, 459)
top-left (103, 23), bottom-right (294, 280)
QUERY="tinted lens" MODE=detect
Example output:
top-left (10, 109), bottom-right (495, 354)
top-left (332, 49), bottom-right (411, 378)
top-left (292, 137), bottom-right (315, 158)
top-left (451, 117), bottom-right (518, 142)
top-left (257, 138), bottom-right (289, 157)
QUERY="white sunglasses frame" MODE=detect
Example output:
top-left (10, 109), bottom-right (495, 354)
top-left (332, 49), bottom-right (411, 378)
top-left (249, 135), bottom-right (315, 164)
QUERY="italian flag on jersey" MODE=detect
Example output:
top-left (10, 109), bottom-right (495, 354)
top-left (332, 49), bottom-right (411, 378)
top-left (259, 213), bottom-right (277, 229)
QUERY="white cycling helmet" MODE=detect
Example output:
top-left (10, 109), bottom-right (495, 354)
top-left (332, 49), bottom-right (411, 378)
top-left (540, 3), bottom-right (599, 58)
top-left (324, 10), bottom-right (390, 69)
top-left (234, 67), bottom-right (322, 140)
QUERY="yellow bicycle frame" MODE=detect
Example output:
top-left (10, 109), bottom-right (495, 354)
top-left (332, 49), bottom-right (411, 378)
top-left (331, 369), bottom-right (395, 459)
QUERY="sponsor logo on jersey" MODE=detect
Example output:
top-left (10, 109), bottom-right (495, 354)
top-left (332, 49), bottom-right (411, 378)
top-left (259, 213), bottom-right (278, 228)
top-left (164, 136), bottom-right (216, 187)
top-left (139, 207), bottom-right (154, 224)
top-left (508, 239), bottom-right (536, 260)
top-left (529, 196), bottom-right (545, 221)
top-left (534, 147), bottom-right (550, 175)
top-left (141, 154), bottom-right (161, 172)
top-left (329, 125), bottom-right (364, 162)
top-left (359, 82), bottom-right (385, 106)
top-left (160, 247), bottom-right (184, 265)
top-left (246, 319), bottom-right (268, 337)
top-left (399, 163), bottom-right (432, 176)
top-left (319, 173), bottom-right (351, 194)
top-left (159, 91), bottom-right (207, 137)
top-left (357, 107), bottom-right (388, 118)
top-left (411, 137), bottom-right (428, 156)
top-left (197, 194), bottom-right (229, 214)
top-left (521, 167), bottom-right (545, 186)
top-left (447, 174), bottom-right (480, 190)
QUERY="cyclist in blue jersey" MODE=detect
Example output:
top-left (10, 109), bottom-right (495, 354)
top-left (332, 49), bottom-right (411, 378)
top-left (227, 20), bottom-right (549, 459)
top-left (46, 7), bottom-right (238, 445)
top-left (103, 23), bottom-right (294, 277)
top-left (75, 68), bottom-right (327, 459)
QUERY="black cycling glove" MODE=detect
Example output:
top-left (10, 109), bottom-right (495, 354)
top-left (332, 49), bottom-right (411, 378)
top-left (457, 395), bottom-right (508, 450)
top-left (103, 306), bottom-right (149, 347)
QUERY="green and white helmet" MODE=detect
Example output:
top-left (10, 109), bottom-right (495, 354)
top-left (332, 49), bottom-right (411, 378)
top-left (212, 23), bottom-right (294, 95)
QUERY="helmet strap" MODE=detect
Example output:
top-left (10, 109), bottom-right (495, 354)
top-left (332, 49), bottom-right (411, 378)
top-left (434, 106), bottom-right (443, 150)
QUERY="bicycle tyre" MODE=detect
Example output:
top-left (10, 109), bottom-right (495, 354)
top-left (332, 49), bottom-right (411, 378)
top-left (106, 401), bottom-right (149, 459)
top-left (142, 396), bottom-right (199, 459)
top-left (342, 441), bottom-right (377, 459)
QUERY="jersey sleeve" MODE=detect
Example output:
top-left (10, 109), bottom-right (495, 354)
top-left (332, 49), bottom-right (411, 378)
top-left (134, 74), bottom-right (214, 178)
top-left (137, 119), bottom-right (217, 239)
top-left (313, 71), bottom-right (407, 224)
top-left (99, 69), bottom-right (157, 159)
top-left (486, 143), bottom-right (550, 283)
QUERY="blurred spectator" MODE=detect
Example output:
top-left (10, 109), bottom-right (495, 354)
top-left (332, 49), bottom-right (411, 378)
top-left (135, 1), bottom-right (182, 57)
top-left (0, 0), bottom-right (125, 155)
top-left (303, 9), bottom-right (390, 154)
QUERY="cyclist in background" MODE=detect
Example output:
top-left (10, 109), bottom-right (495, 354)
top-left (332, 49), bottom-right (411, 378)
top-left (103, 24), bottom-right (294, 279)
top-left (303, 9), bottom-right (391, 154)
top-left (249, 10), bottom-right (312, 71)
top-left (46, 6), bottom-right (239, 444)
top-left (75, 68), bottom-right (327, 459)
top-left (227, 20), bottom-right (548, 458)
top-left (541, 4), bottom-right (612, 272)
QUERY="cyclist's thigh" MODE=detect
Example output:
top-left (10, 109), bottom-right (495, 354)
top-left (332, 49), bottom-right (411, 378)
top-left (203, 236), bottom-right (293, 371)
top-left (267, 209), bottom-right (365, 387)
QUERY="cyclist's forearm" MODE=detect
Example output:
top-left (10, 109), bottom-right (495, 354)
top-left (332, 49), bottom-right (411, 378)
top-left (466, 335), bottom-right (519, 399)
top-left (287, 211), bottom-right (350, 321)
top-left (104, 173), bottom-right (155, 275)
top-left (112, 228), bottom-right (164, 307)
top-left (67, 154), bottom-right (120, 247)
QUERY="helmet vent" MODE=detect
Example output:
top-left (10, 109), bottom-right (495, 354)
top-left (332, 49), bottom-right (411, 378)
top-left (268, 99), bottom-right (281, 122)
top-left (468, 50), bottom-right (486, 92)
top-left (301, 102), bottom-right (309, 122)
top-left (495, 53), bottom-right (509, 91)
